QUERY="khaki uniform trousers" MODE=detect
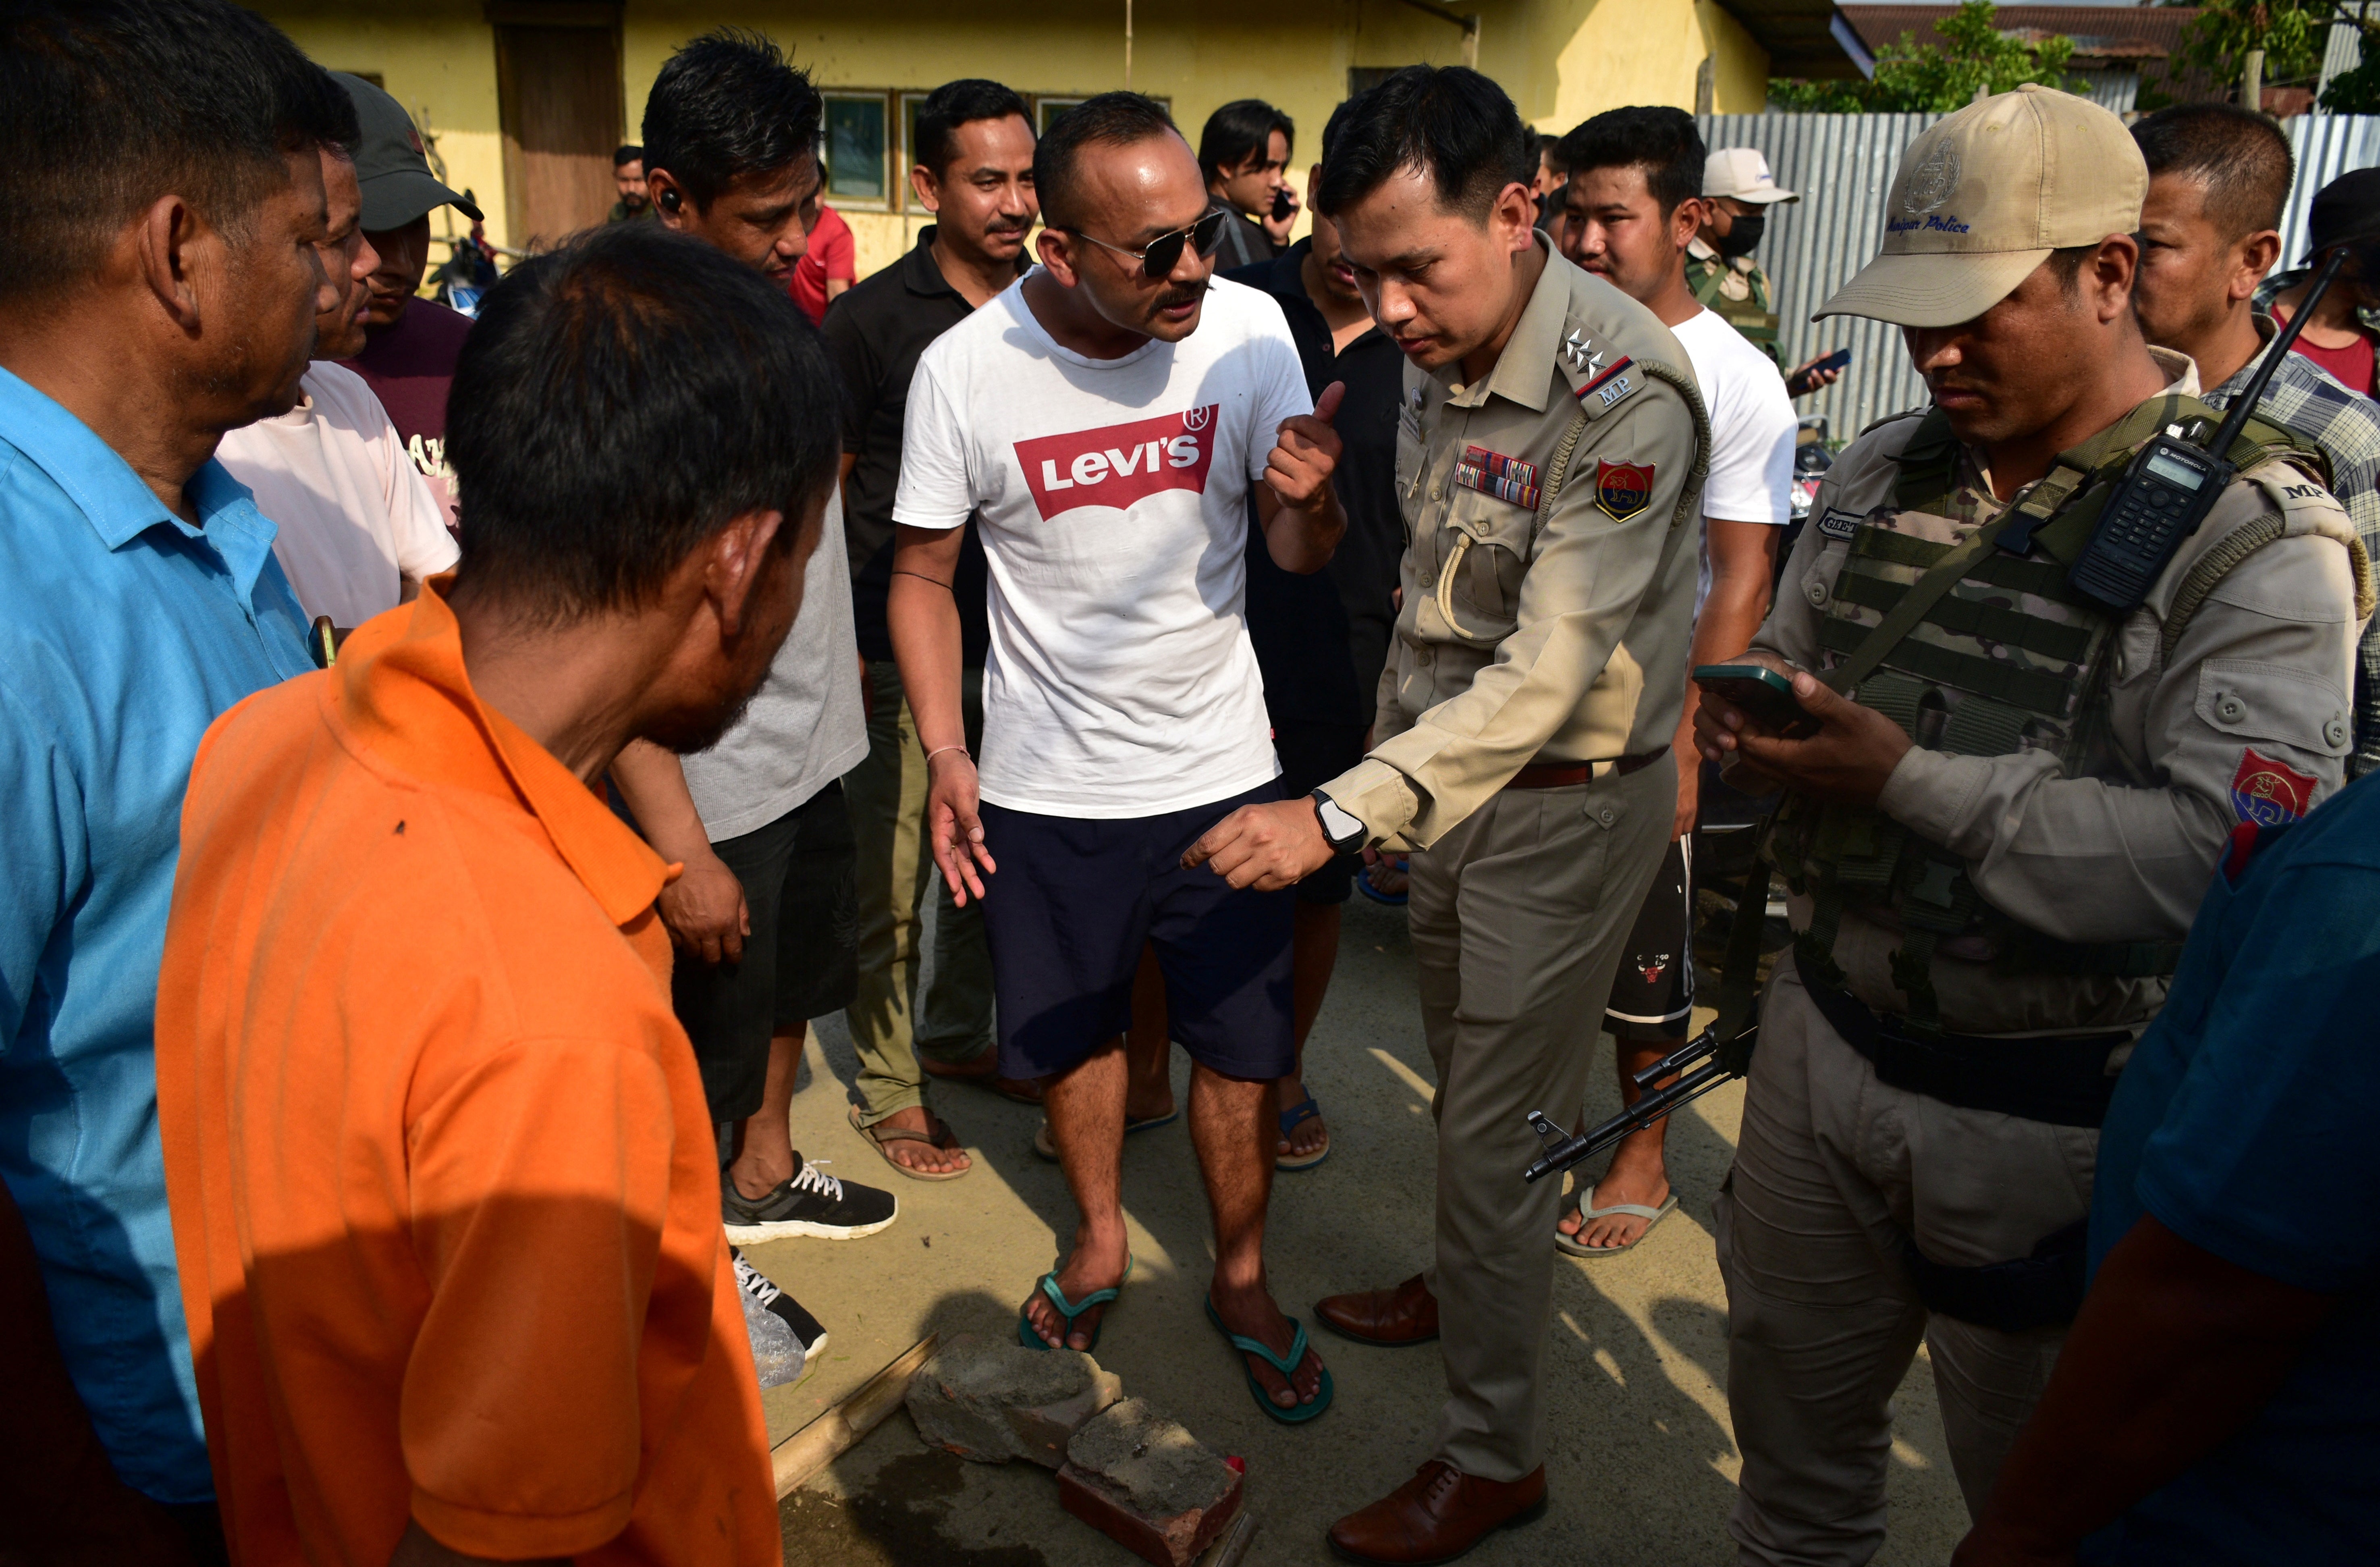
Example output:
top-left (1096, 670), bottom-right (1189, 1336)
top-left (1411, 754), bottom-right (1673, 1482)
top-left (845, 661), bottom-right (996, 1126)
top-left (1714, 963), bottom-right (2100, 1566)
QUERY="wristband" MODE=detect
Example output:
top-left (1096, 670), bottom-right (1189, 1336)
top-left (924, 745), bottom-right (970, 767)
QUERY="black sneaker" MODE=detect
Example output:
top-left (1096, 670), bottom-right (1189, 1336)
top-left (722, 1155), bottom-right (897, 1243)
top-left (733, 1248), bottom-right (826, 1390)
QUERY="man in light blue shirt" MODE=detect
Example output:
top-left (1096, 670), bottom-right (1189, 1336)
top-left (0, 2), bottom-right (356, 1547)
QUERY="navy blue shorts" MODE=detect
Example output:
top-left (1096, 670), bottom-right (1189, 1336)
top-left (978, 780), bottom-right (1296, 1083)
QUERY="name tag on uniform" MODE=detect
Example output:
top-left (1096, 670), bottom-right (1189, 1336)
top-left (1816, 507), bottom-right (1860, 541)
top-left (1452, 446), bottom-right (1540, 510)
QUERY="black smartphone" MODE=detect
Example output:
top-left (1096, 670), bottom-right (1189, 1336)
top-left (1271, 187), bottom-right (1295, 222)
top-left (1694, 663), bottom-right (1821, 739)
top-left (1813, 346), bottom-right (1852, 373)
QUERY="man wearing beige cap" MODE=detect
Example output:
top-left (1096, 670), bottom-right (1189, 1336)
top-left (1692, 85), bottom-right (2368, 1565)
top-left (1690, 147), bottom-right (1838, 398)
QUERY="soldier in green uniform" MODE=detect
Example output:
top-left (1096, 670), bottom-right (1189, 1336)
top-left (1693, 87), bottom-right (2369, 1566)
top-left (1691, 146), bottom-right (1842, 399)
top-left (1186, 65), bottom-right (1709, 1565)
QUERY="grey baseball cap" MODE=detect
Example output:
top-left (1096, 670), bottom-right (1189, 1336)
top-left (333, 71), bottom-right (482, 232)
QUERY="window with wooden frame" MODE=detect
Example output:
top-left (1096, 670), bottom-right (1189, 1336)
top-left (821, 89), bottom-right (893, 210)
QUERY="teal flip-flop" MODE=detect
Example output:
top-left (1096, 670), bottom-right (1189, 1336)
top-left (1018, 1253), bottom-right (1134, 1353)
top-left (1203, 1295), bottom-right (1333, 1424)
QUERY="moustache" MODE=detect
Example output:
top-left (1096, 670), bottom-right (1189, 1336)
top-left (1149, 280), bottom-right (1209, 316)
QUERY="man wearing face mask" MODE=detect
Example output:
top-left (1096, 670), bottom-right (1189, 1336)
top-left (1690, 146), bottom-right (1841, 400)
top-left (218, 138), bottom-right (458, 629)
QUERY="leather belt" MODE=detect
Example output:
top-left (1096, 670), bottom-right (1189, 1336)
top-left (1504, 750), bottom-right (1666, 790)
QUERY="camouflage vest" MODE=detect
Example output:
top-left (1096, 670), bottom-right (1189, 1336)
top-left (1769, 393), bottom-right (2330, 1032)
top-left (1686, 252), bottom-right (1781, 366)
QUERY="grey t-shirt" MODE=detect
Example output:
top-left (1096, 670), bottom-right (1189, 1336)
top-left (682, 487), bottom-right (869, 841)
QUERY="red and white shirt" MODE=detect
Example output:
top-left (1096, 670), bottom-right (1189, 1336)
top-left (895, 272), bottom-right (1310, 816)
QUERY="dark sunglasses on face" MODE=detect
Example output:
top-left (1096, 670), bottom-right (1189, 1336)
top-left (1065, 207), bottom-right (1232, 280)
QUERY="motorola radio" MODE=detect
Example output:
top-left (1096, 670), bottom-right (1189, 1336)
top-left (2062, 243), bottom-right (2352, 614)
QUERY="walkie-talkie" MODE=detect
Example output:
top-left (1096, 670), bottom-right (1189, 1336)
top-left (2065, 243), bottom-right (2352, 614)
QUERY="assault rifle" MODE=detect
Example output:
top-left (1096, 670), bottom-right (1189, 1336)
top-left (1522, 1020), bottom-right (1758, 1184)
top-left (1522, 847), bottom-right (1777, 1186)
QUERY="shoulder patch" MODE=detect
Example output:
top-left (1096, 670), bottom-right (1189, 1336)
top-left (2230, 747), bottom-right (2318, 827)
top-left (1595, 459), bottom-right (1655, 521)
top-left (1815, 507), bottom-right (1861, 542)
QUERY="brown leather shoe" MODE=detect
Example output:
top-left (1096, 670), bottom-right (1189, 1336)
top-left (1327, 1460), bottom-right (1547, 1565)
top-left (1314, 1274), bottom-right (1439, 1347)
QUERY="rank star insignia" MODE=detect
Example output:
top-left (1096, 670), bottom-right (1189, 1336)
top-left (1559, 329), bottom-right (1604, 377)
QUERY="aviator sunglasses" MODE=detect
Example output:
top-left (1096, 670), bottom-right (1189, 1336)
top-left (1063, 207), bottom-right (1232, 280)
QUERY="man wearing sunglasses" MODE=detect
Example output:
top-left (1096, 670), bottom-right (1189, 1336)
top-left (888, 92), bottom-right (1344, 1422)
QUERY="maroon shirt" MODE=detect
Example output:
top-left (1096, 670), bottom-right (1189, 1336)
top-left (339, 297), bottom-right (474, 530)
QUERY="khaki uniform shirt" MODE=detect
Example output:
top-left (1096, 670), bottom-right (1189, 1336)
top-left (1758, 349), bottom-right (2370, 1035)
top-left (1323, 242), bottom-right (1710, 850)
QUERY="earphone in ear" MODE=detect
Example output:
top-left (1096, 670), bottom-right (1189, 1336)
top-left (661, 188), bottom-right (681, 212)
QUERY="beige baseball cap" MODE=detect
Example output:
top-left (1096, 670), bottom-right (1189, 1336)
top-left (1815, 84), bottom-right (2145, 329)
top-left (1705, 148), bottom-right (1797, 205)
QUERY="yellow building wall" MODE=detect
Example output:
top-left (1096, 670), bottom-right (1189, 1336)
top-left (260, 0), bottom-right (515, 256)
top-left (255, 0), bottom-right (1766, 283)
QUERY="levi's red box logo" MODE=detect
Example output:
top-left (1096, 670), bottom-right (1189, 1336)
top-left (1016, 405), bottom-right (1218, 520)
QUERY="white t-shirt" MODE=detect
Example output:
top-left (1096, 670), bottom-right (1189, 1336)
top-left (216, 360), bottom-right (459, 628)
top-left (1669, 308), bottom-right (1798, 617)
top-left (894, 273), bottom-right (1310, 817)
top-left (680, 486), bottom-right (869, 842)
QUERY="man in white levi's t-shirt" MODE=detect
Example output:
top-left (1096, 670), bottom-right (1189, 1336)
top-left (890, 93), bottom-right (1346, 1419)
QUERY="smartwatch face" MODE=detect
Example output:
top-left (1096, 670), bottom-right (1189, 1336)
top-left (1315, 794), bottom-right (1365, 848)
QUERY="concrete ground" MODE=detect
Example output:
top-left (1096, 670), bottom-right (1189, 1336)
top-left (749, 888), bottom-right (1970, 1565)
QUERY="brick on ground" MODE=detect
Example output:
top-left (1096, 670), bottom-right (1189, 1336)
top-left (903, 1332), bottom-right (1124, 1468)
top-left (1057, 1397), bottom-right (1244, 1567)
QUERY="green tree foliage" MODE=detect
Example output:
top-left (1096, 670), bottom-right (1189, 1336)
top-left (2158, 0), bottom-right (2380, 111)
top-left (1769, 0), bottom-right (2080, 112)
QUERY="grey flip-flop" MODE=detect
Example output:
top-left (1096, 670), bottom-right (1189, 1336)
top-left (848, 1104), bottom-right (970, 1181)
top-left (1554, 1193), bottom-right (1680, 1257)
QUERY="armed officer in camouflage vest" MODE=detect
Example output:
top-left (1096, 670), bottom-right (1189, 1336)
top-left (1186, 66), bottom-right (1709, 1565)
top-left (1692, 87), bottom-right (2369, 1567)
top-left (1692, 147), bottom-right (1844, 401)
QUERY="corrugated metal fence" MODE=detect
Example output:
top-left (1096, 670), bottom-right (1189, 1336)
top-left (1694, 112), bottom-right (2380, 437)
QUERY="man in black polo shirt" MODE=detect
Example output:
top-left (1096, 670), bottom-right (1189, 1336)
top-left (1221, 104), bottom-right (1405, 1171)
top-left (826, 79), bottom-right (1039, 1177)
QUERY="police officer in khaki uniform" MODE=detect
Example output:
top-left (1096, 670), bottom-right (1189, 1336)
top-left (1692, 87), bottom-right (2370, 1566)
top-left (1188, 67), bottom-right (1709, 1565)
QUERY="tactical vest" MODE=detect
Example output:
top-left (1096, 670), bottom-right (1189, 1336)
top-left (1768, 392), bottom-right (2332, 1033)
top-left (1687, 253), bottom-right (1781, 364)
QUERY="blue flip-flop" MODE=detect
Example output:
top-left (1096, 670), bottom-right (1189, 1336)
top-left (1204, 1296), bottom-right (1333, 1424)
top-left (1018, 1254), bottom-right (1134, 1353)
top-left (1355, 855), bottom-right (1409, 906)
top-left (1276, 1095), bottom-right (1330, 1172)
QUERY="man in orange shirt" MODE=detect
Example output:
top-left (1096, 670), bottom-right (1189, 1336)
top-left (154, 221), bottom-right (838, 1565)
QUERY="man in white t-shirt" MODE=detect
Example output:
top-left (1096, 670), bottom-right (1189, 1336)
top-left (1554, 106), bottom-right (1798, 1255)
top-left (218, 141), bottom-right (458, 629)
top-left (889, 93), bottom-right (1346, 1418)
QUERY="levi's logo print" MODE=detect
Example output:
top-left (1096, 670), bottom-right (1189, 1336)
top-left (1017, 405), bottom-right (1218, 520)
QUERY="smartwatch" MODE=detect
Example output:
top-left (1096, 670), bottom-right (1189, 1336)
top-left (1310, 790), bottom-right (1368, 854)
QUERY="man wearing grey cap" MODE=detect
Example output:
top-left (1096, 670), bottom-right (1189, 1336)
top-left (330, 71), bottom-right (483, 530)
top-left (1691, 85), bottom-right (2368, 1565)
